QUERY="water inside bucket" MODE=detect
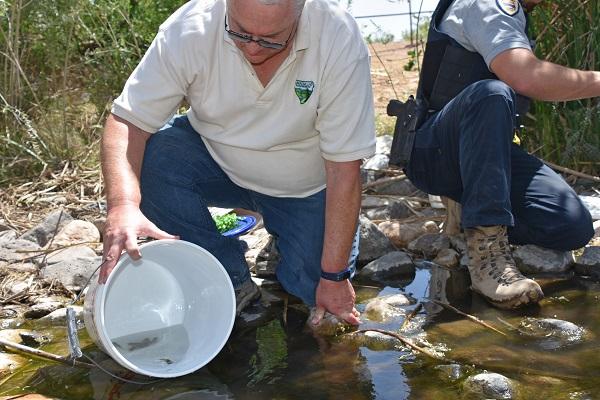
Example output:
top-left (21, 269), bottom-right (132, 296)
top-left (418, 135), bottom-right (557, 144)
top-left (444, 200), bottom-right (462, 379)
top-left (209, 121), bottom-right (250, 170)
top-left (111, 324), bottom-right (190, 369)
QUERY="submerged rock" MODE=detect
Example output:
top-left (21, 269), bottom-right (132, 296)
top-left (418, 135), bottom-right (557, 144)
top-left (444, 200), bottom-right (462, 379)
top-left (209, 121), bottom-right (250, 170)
top-left (344, 330), bottom-right (399, 351)
top-left (363, 298), bottom-right (404, 322)
top-left (434, 363), bottom-right (467, 381)
top-left (463, 372), bottom-right (515, 399)
top-left (379, 293), bottom-right (413, 307)
top-left (518, 318), bottom-right (587, 350)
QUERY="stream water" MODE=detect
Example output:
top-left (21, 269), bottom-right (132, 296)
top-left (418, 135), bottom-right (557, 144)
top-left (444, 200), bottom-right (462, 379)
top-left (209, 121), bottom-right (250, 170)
top-left (1, 265), bottom-right (600, 399)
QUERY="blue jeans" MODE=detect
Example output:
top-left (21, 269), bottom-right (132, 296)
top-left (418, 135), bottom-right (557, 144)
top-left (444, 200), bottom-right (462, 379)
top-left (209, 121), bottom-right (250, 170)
top-left (406, 80), bottom-right (593, 251)
top-left (139, 115), bottom-right (326, 305)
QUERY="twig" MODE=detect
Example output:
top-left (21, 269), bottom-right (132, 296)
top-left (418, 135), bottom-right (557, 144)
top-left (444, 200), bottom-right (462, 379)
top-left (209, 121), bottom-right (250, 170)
top-left (40, 209), bottom-right (64, 266)
top-left (431, 300), bottom-right (507, 337)
top-left (0, 338), bottom-right (94, 369)
top-left (543, 159), bottom-right (600, 183)
top-left (16, 241), bottom-right (101, 255)
top-left (362, 175), bottom-right (407, 191)
top-left (400, 302), bottom-right (423, 332)
top-left (356, 328), bottom-right (450, 362)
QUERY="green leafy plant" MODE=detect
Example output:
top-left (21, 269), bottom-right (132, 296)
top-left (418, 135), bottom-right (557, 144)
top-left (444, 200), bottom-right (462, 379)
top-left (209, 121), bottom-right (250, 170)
top-left (213, 213), bottom-right (239, 233)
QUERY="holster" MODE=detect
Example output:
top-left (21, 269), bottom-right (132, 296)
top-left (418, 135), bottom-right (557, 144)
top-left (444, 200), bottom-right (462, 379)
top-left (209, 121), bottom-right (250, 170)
top-left (387, 95), bottom-right (420, 169)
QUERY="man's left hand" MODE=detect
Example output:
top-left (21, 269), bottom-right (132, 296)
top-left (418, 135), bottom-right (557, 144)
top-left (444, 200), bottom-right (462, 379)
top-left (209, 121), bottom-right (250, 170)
top-left (312, 278), bottom-right (361, 326)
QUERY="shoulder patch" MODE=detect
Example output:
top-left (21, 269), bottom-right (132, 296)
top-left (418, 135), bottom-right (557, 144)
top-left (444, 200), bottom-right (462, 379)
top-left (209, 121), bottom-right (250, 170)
top-left (496, 0), bottom-right (520, 16)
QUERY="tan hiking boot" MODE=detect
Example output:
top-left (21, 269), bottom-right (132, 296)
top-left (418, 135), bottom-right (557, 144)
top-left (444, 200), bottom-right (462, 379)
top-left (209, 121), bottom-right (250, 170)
top-left (465, 225), bottom-right (543, 309)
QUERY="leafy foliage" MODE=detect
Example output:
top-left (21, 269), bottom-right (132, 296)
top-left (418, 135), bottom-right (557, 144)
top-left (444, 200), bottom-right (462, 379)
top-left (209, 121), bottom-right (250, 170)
top-left (525, 1), bottom-right (600, 174)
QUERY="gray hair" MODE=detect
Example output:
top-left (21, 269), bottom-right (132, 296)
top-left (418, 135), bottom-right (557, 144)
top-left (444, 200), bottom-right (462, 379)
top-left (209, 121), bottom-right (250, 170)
top-left (257, 0), bottom-right (306, 16)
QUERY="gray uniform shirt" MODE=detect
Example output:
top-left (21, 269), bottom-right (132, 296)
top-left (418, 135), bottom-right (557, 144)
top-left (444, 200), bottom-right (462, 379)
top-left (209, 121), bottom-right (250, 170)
top-left (438, 0), bottom-right (531, 68)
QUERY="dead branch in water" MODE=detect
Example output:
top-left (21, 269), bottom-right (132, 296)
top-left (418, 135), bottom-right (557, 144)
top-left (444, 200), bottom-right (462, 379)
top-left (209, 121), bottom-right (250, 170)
top-left (0, 338), bottom-right (93, 369)
top-left (431, 300), bottom-right (507, 337)
top-left (400, 302), bottom-right (423, 332)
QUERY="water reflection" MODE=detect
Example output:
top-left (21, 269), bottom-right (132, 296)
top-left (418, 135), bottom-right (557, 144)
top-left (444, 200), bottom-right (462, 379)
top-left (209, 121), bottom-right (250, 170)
top-left (4, 264), bottom-right (600, 399)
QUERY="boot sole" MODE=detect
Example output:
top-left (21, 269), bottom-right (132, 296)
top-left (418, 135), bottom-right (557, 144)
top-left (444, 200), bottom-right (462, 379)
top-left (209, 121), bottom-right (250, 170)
top-left (472, 286), bottom-right (544, 310)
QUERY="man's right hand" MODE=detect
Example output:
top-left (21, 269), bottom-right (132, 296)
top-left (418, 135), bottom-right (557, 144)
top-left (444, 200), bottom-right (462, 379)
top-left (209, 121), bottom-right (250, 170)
top-left (100, 203), bottom-right (179, 283)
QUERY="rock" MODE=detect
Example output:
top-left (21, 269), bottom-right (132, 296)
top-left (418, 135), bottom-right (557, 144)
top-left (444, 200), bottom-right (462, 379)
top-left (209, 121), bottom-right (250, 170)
top-left (375, 134), bottom-right (393, 155)
top-left (0, 304), bottom-right (28, 326)
top-left (379, 293), bottom-right (412, 307)
top-left (0, 230), bottom-right (17, 243)
top-left (513, 245), bottom-right (574, 275)
top-left (378, 221), bottom-right (437, 249)
top-left (364, 199), bottom-right (412, 221)
top-left (433, 248), bottom-right (460, 268)
top-left (463, 373), bottom-right (515, 399)
top-left (358, 216), bottom-right (396, 264)
top-left (0, 394), bottom-right (58, 400)
top-left (0, 239), bottom-right (41, 263)
top-left (359, 251), bottom-right (415, 282)
top-left (407, 233), bottom-right (451, 259)
top-left (245, 230), bottom-right (279, 278)
top-left (19, 331), bottom-right (52, 347)
top-left (435, 364), bottom-right (466, 381)
top-left (24, 296), bottom-right (69, 319)
top-left (449, 234), bottom-right (467, 254)
top-left (19, 210), bottom-right (74, 246)
top-left (574, 246), bottom-right (600, 279)
top-left (41, 254), bottom-right (102, 292)
top-left (344, 330), bottom-right (399, 351)
top-left (518, 317), bottom-right (587, 350)
top-left (373, 179), bottom-right (422, 197)
top-left (363, 298), bottom-right (404, 322)
top-left (0, 220), bottom-right (9, 231)
top-left (426, 262), bottom-right (471, 304)
top-left (579, 195), bottom-right (600, 219)
top-left (51, 220), bottom-right (101, 247)
top-left (460, 253), bottom-right (470, 269)
top-left (363, 154), bottom-right (389, 170)
top-left (46, 246), bottom-right (97, 264)
top-left (0, 353), bottom-right (27, 376)
top-left (237, 302), bottom-right (272, 327)
top-left (38, 306), bottom-right (83, 326)
top-left (0, 329), bottom-right (27, 344)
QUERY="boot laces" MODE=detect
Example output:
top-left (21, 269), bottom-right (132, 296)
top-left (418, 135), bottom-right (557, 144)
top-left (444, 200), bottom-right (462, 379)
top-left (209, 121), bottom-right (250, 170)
top-left (476, 232), bottom-right (524, 285)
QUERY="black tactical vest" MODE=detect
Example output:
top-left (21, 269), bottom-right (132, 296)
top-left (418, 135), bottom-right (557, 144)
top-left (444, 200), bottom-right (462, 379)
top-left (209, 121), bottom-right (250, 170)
top-left (416, 0), bottom-right (531, 123)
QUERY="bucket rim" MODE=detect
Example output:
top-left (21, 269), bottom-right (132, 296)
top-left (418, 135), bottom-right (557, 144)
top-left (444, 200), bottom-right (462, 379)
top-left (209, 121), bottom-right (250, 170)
top-left (96, 239), bottom-right (236, 378)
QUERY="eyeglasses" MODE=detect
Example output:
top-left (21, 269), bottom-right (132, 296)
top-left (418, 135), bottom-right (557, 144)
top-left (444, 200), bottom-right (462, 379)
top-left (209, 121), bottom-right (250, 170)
top-left (224, 15), bottom-right (296, 50)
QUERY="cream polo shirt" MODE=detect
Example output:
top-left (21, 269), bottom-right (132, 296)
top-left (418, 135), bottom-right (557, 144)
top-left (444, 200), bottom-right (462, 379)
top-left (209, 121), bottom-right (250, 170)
top-left (112, 0), bottom-right (376, 197)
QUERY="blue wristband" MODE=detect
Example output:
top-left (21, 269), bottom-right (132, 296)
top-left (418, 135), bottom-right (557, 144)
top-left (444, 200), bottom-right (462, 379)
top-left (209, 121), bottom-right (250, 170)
top-left (320, 264), bottom-right (356, 282)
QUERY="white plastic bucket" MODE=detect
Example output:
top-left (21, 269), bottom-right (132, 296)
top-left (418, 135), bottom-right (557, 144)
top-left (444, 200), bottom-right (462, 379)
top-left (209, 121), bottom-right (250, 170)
top-left (83, 240), bottom-right (236, 378)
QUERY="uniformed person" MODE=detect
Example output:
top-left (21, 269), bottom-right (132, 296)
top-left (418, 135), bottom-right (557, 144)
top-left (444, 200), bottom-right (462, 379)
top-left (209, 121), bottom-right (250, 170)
top-left (398, 0), bottom-right (597, 309)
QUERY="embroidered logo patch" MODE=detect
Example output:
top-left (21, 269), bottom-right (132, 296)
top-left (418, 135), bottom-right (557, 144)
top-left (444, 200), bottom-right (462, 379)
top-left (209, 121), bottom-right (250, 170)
top-left (496, 0), bottom-right (520, 16)
top-left (294, 80), bottom-right (315, 104)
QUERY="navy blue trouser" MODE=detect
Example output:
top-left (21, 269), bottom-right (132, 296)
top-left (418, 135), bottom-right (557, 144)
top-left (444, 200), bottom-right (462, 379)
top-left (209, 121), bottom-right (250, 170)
top-left (139, 115), bottom-right (358, 306)
top-left (405, 80), bottom-right (593, 251)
